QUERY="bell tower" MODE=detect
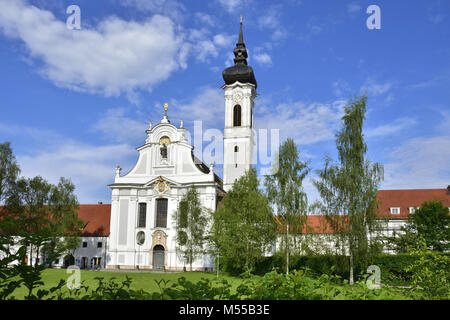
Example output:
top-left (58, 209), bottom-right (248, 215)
top-left (222, 17), bottom-right (257, 191)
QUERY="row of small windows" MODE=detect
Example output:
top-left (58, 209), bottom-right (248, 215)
top-left (137, 199), bottom-right (168, 229)
top-left (390, 207), bottom-right (418, 215)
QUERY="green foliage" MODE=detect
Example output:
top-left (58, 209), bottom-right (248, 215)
top-left (409, 200), bottom-right (449, 251)
top-left (211, 168), bottom-right (276, 273)
top-left (191, 269), bottom-right (407, 300)
top-left (313, 95), bottom-right (384, 284)
top-left (251, 254), bottom-right (357, 279)
top-left (264, 138), bottom-right (310, 273)
top-left (386, 200), bottom-right (450, 253)
top-left (405, 239), bottom-right (450, 299)
top-left (173, 187), bottom-right (209, 271)
top-left (373, 254), bottom-right (417, 285)
top-left (3, 175), bottom-right (83, 265)
top-left (0, 142), bottom-right (21, 205)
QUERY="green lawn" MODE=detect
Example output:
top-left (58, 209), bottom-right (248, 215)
top-left (11, 268), bottom-right (241, 299)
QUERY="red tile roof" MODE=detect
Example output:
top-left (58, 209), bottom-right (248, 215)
top-left (0, 204), bottom-right (111, 237)
top-left (77, 204), bottom-right (111, 236)
top-left (376, 188), bottom-right (450, 220)
top-left (2, 188), bottom-right (448, 236)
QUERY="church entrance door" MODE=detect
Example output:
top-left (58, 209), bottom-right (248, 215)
top-left (153, 245), bottom-right (165, 270)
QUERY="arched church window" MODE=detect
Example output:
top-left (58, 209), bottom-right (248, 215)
top-left (233, 105), bottom-right (242, 127)
top-left (234, 146), bottom-right (239, 152)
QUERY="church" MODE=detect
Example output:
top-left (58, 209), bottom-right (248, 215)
top-left (6, 21), bottom-right (449, 271)
top-left (105, 20), bottom-right (257, 271)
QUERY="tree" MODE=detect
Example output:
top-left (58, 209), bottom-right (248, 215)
top-left (313, 95), bottom-right (384, 285)
top-left (212, 168), bottom-right (276, 273)
top-left (5, 176), bottom-right (83, 267)
top-left (41, 178), bottom-right (83, 264)
top-left (173, 186), bottom-right (209, 271)
top-left (0, 142), bottom-right (20, 204)
top-left (387, 200), bottom-right (450, 252)
top-left (264, 138), bottom-right (310, 274)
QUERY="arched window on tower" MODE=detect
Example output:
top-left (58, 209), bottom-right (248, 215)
top-left (234, 146), bottom-right (239, 152)
top-left (233, 105), bottom-right (242, 127)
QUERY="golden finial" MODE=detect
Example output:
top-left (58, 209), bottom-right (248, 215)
top-left (164, 102), bottom-right (168, 114)
top-left (240, 15), bottom-right (243, 24)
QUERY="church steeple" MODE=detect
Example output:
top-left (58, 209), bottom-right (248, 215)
top-left (222, 17), bottom-right (257, 88)
top-left (222, 17), bottom-right (257, 192)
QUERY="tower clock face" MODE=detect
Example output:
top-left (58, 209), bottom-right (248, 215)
top-left (233, 92), bottom-right (242, 103)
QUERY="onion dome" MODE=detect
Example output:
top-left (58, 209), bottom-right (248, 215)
top-left (222, 18), bottom-right (257, 88)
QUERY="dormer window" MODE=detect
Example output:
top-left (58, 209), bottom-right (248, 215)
top-left (409, 207), bottom-right (417, 214)
top-left (390, 207), bottom-right (400, 215)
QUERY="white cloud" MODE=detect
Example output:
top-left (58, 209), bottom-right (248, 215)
top-left (366, 117), bottom-right (417, 138)
top-left (17, 142), bottom-right (135, 203)
top-left (92, 108), bottom-right (148, 144)
top-left (195, 13), bottom-right (215, 27)
top-left (121, 0), bottom-right (186, 21)
top-left (213, 33), bottom-right (234, 48)
top-left (0, 0), bottom-right (190, 100)
top-left (382, 136), bottom-right (450, 189)
top-left (255, 100), bottom-right (346, 145)
top-left (0, 120), bottom-right (136, 203)
top-left (0, 1), bottom-right (237, 102)
top-left (361, 79), bottom-right (394, 96)
top-left (254, 53), bottom-right (272, 65)
top-left (258, 6), bottom-right (288, 42)
top-left (168, 87), bottom-right (224, 129)
top-left (217, 0), bottom-right (245, 13)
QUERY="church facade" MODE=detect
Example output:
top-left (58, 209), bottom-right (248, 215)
top-left (5, 21), bottom-right (448, 271)
top-left (106, 21), bottom-right (257, 270)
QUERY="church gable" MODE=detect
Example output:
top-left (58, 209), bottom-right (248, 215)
top-left (111, 105), bottom-right (215, 187)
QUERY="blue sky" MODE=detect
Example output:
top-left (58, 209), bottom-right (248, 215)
top-left (0, 0), bottom-right (449, 204)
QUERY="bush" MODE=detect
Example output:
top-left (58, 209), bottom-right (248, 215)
top-left (405, 242), bottom-right (450, 299)
top-left (373, 254), bottom-right (416, 285)
top-left (251, 253), bottom-right (450, 285)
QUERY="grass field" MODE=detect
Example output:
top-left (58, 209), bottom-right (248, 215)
top-left (11, 268), bottom-right (241, 299)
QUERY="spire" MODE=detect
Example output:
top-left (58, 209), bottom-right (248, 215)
top-left (222, 17), bottom-right (257, 88)
top-left (238, 15), bottom-right (244, 44)
top-left (233, 16), bottom-right (248, 66)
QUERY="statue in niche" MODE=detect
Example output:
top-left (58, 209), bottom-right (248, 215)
top-left (159, 136), bottom-right (170, 161)
top-left (160, 144), bottom-right (167, 159)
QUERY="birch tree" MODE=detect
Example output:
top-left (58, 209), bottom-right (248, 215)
top-left (313, 95), bottom-right (383, 285)
top-left (211, 168), bottom-right (276, 273)
top-left (174, 187), bottom-right (209, 271)
top-left (264, 138), bottom-right (310, 274)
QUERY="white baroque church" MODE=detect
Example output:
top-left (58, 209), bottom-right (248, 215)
top-left (106, 20), bottom-right (257, 271)
top-left (8, 20), bottom-right (447, 271)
